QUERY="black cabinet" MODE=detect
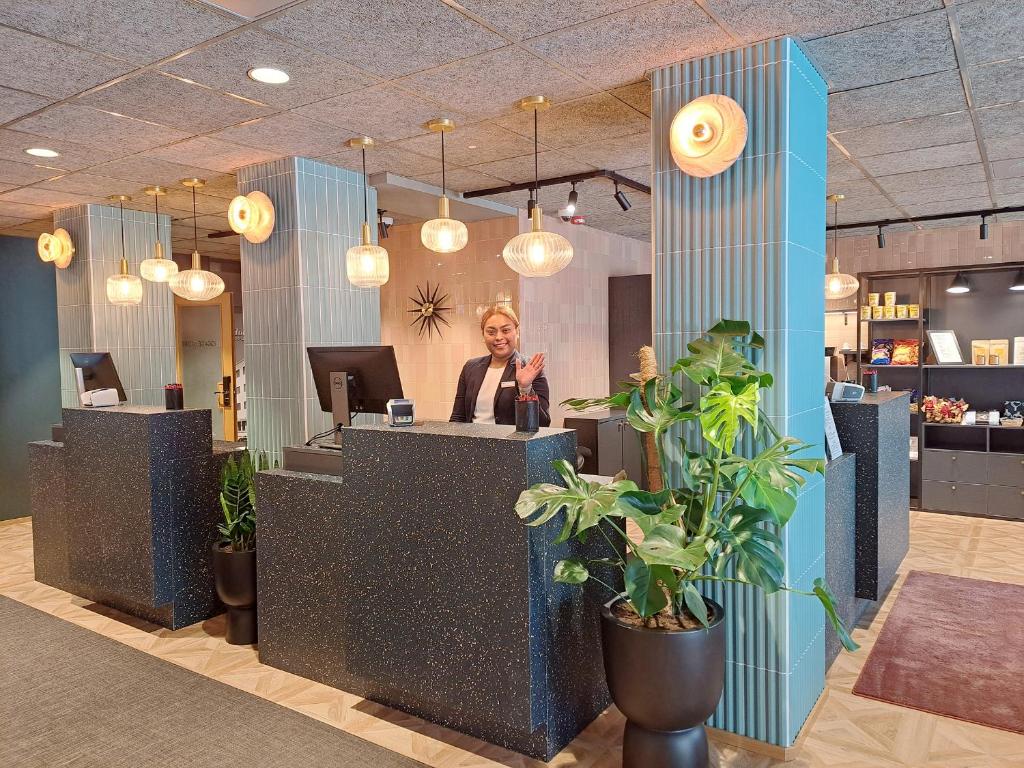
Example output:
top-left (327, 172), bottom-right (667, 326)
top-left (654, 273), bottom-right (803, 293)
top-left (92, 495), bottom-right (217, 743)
top-left (564, 411), bottom-right (645, 487)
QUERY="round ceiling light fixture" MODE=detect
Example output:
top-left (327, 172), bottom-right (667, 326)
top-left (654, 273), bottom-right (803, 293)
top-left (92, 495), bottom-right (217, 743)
top-left (501, 96), bottom-right (574, 278)
top-left (420, 118), bottom-right (468, 254)
top-left (345, 137), bottom-right (390, 288)
top-left (25, 147), bottom-right (60, 158)
top-left (105, 195), bottom-right (144, 306)
top-left (824, 194), bottom-right (859, 300)
top-left (37, 228), bottom-right (75, 268)
top-left (247, 67), bottom-right (289, 84)
top-left (669, 94), bottom-right (748, 177)
top-left (228, 190), bottom-right (276, 243)
top-left (170, 179), bottom-right (225, 301)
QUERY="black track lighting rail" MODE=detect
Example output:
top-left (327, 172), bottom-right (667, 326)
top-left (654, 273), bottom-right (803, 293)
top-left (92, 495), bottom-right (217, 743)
top-left (827, 204), bottom-right (1024, 232)
top-left (463, 169), bottom-right (650, 200)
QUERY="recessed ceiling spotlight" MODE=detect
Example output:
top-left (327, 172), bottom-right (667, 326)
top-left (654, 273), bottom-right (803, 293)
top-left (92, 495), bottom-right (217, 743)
top-left (26, 147), bottom-right (60, 158)
top-left (467, 144), bottom-right (477, 149)
top-left (247, 67), bottom-right (289, 84)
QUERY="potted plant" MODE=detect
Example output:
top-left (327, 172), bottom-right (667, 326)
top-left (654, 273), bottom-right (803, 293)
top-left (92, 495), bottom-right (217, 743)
top-left (213, 450), bottom-right (268, 645)
top-left (516, 320), bottom-right (857, 768)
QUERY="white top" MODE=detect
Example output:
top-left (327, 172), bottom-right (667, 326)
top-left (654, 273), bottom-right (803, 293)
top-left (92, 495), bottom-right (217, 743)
top-left (473, 364), bottom-right (506, 424)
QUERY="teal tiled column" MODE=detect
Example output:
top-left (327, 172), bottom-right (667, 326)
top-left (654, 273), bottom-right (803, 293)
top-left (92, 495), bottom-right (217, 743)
top-left (651, 38), bottom-right (827, 746)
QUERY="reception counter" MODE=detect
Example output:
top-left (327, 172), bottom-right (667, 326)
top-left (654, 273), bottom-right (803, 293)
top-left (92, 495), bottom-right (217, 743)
top-left (257, 421), bottom-right (613, 760)
top-left (28, 406), bottom-right (238, 629)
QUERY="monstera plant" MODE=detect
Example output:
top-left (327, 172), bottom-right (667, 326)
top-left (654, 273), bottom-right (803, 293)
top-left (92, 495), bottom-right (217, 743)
top-left (515, 320), bottom-right (856, 768)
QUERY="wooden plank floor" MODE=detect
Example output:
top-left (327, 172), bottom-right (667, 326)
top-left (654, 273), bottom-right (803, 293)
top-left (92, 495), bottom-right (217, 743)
top-left (1, 511), bottom-right (1023, 767)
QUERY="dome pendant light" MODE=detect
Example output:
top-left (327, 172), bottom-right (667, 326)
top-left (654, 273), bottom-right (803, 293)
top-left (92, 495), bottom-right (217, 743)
top-left (420, 118), bottom-right (468, 254)
top-left (501, 96), bottom-right (573, 278)
top-left (824, 193), bottom-right (859, 300)
top-left (345, 137), bottom-right (390, 288)
top-left (946, 271), bottom-right (971, 294)
top-left (105, 195), bottom-right (144, 306)
top-left (170, 179), bottom-right (225, 302)
top-left (139, 186), bottom-right (178, 283)
top-left (1010, 267), bottom-right (1024, 292)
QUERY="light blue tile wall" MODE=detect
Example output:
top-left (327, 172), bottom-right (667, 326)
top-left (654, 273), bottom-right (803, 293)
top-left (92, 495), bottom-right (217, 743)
top-left (53, 204), bottom-right (175, 407)
top-left (238, 157), bottom-right (381, 460)
top-left (652, 37), bottom-right (827, 746)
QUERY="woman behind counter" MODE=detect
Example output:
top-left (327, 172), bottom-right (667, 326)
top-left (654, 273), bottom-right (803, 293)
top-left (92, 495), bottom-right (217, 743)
top-left (449, 306), bottom-right (551, 427)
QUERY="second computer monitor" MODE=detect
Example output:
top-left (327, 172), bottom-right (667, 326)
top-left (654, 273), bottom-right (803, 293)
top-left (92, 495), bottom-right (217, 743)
top-left (306, 346), bottom-right (403, 427)
top-left (69, 352), bottom-right (127, 402)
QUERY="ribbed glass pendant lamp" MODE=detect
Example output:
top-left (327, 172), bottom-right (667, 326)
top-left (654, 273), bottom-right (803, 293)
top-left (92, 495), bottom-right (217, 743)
top-left (170, 178), bottom-right (225, 301)
top-left (139, 185), bottom-right (177, 283)
top-left (105, 195), bottom-right (143, 306)
top-left (501, 96), bottom-right (573, 278)
top-left (824, 193), bottom-right (859, 300)
top-left (345, 137), bottom-right (390, 288)
top-left (421, 118), bottom-right (468, 254)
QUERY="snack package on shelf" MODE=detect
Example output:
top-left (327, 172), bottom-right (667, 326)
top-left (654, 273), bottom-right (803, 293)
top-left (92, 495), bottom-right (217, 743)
top-left (892, 338), bottom-right (920, 366)
top-left (871, 338), bottom-right (894, 365)
top-left (922, 395), bottom-right (969, 423)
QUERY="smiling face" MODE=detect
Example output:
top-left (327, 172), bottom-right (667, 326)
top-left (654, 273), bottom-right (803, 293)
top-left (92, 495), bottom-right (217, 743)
top-left (482, 311), bottom-right (519, 362)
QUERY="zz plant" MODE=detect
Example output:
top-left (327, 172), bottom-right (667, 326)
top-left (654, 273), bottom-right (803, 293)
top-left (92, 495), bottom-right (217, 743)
top-left (516, 320), bottom-right (858, 651)
top-left (217, 450), bottom-right (270, 552)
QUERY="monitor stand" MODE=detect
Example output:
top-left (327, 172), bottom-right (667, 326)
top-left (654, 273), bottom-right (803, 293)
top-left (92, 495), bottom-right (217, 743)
top-left (329, 371), bottom-right (353, 443)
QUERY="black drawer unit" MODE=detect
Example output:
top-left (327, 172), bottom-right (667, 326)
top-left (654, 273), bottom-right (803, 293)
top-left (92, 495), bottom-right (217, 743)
top-left (922, 449), bottom-right (988, 483)
top-left (988, 452), bottom-right (1024, 488)
top-left (988, 485), bottom-right (1024, 520)
top-left (921, 480), bottom-right (988, 515)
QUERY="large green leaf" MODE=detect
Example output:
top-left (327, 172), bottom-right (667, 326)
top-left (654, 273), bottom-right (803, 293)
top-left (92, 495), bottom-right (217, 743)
top-left (554, 559), bottom-right (589, 584)
top-left (681, 581), bottom-right (710, 628)
top-left (721, 438), bottom-right (825, 526)
top-left (699, 381), bottom-right (759, 453)
top-left (624, 559), bottom-right (673, 618)
top-left (562, 389), bottom-right (634, 412)
top-left (813, 577), bottom-right (860, 652)
top-left (636, 524), bottom-right (709, 571)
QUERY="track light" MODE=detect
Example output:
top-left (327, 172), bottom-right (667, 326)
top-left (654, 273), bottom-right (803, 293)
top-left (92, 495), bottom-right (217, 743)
top-left (946, 271), bottom-right (971, 294)
top-left (526, 192), bottom-right (536, 217)
top-left (1011, 267), bottom-right (1024, 292)
top-left (613, 182), bottom-right (631, 211)
top-left (566, 183), bottom-right (578, 215)
top-left (377, 209), bottom-right (391, 239)
top-left (980, 214), bottom-right (989, 240)
top-left (876, 225), bottom-right (885, 249)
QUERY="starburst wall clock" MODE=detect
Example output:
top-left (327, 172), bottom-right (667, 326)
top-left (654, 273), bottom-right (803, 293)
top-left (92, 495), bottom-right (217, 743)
top-left (408, 282), bottom-right (452, 339)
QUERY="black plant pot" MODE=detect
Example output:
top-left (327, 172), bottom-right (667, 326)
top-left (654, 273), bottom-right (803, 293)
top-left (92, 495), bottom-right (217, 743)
top-left (515, 399), bottom-right (540, 432)
top-left (212, 545), bottom-right (257, 645)
top-left (601, 597), bottom-right (726, 768)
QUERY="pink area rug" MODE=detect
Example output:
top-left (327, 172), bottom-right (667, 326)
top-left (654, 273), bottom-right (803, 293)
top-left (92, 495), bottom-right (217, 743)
top-left (853, 570), bottom-right (1024, 734)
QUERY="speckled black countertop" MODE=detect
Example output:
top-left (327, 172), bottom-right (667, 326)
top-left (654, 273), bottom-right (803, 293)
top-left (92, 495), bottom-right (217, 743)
top-left (257, 424), bottom-right (613, 760)
top-left (852, 391), bottom-right (911, 406)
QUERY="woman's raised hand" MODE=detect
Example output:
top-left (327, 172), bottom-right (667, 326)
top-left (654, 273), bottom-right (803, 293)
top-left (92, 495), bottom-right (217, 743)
top-left (516, 353), bottom-right (545, 389)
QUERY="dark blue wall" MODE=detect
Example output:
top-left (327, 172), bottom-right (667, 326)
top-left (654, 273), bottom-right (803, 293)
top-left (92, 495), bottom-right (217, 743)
top-left (0, 235), bottom-right (60, 520)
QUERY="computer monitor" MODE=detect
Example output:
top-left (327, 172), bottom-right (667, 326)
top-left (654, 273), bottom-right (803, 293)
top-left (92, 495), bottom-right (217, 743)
top-left (70, 352), bottom-right (126, 402)
top-left (306, 346), bottom-right (404, 435)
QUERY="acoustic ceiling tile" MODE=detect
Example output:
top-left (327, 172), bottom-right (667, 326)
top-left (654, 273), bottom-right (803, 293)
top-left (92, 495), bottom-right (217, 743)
top-left (889, 182), bottom-right (991, 206)
top-left (11, 104), bottom-right (192, 153)
top-left (295, 84), bottom-right (468, 142)
top-left (208, 112), bottom-right (352, 157)
top-left (861, 142), bottom-right (981, 177)
top-left (143, 137), bottom-right (280, 174)
top-left (876, 163), bottom-right (987, 194)
top-left (835, 205), bottom-right (902, 224)
top-left (0, 0), bottom-right (241, 63)
top-left (391, 123), bottom-right (536, 167)
top-left (86, 156), bottom-right (223, 187)
top-left (525, 0), bottom-right (731, 89)
top-left (833, 111), bottom-right (975, 157)
top-left (0, 187), bottom-right (95, 208)
top-left (0, 158), bottom-right (64, 186)
top-left (609, 81), bottom-right (651, 117)
top-left (262, 0), bottom-right (505, 79)
top-left (968, 58), bottom-right (1024, 109)
top-left (977, 101), bottom-right (1024, 142)
top-left (827, 69), bottom-right (966, 132)
top-left (37, 172), bottom-right (144, 198)
top-left (162, 29), bottom-right (377, 109)
top-left (903, 196), bottom-right (991, 217)
top-left (78, 72), bottom-right (273, 134)
top-left (396, 46), bottom-right (596, 121)
top-left (318, 145), bottom-right (441, 178)
top-left (0, 129), bottom-right (120, 172)
top-left (804, 11), bottom-right (956, 91)
top-left (990, 157), bottom-right (1024, 181)
top-left (565, 132), bottom-right (650, 171)
top-left (494, 93), bottom-right (648, 148)
top-left (614, 165), bottom-right (650, 185)
top-left (0, 87), bottom-right (52, 125)
top-left (0, 200), bottom-right (54, 219)
top-left (984, 135), bottom-right (1024, 162)
top-left (993, 176), bottom-right (1024, 195)
top-left (454, 0), bottom-right (649, 40)
top-left (826, 177), bottom-right (881, 201)
top-left (467, 150), bottom-right (596, 184)
top-left (0, 215), bottom-right (30, 229)
top-left (955, 0), bottom-right (1024, 65)
top-left (0, 26), bottom-right (132, 99)
top-left (827, 160), bottom-right (867, 183)
top-left (411, 167), bottom-right (508, 194)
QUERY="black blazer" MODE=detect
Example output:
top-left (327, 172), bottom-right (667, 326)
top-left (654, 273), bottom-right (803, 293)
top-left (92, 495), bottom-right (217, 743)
top-left (449, 351), bottom-right (551, 427)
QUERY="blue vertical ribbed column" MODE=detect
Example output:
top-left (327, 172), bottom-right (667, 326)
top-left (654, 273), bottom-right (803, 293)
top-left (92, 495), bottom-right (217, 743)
top-left (238, 157), bottom-right (381, 460)
top-left (652, 38), bottom-right (827, 746)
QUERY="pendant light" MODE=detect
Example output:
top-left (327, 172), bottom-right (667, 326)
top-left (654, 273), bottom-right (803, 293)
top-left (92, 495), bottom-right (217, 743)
top-left (946, 271), bottom-right (971, 294)
top-left (105, 195), bottom-right (143, 306)
top-left (345, 137), bottom-right (390, 288)
top-left (420, 118), bottom-right (468, 254)
top-left (501, 96), bottom-right (573, 278)
top-left (170, 178), bottom-right (225, 301)
top-left (1010, 267), bottom-right (1024, 292)
top-left (824, 193), bottom-right (859, 300)
top-left (139, 186), bottom-right (177, 283)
